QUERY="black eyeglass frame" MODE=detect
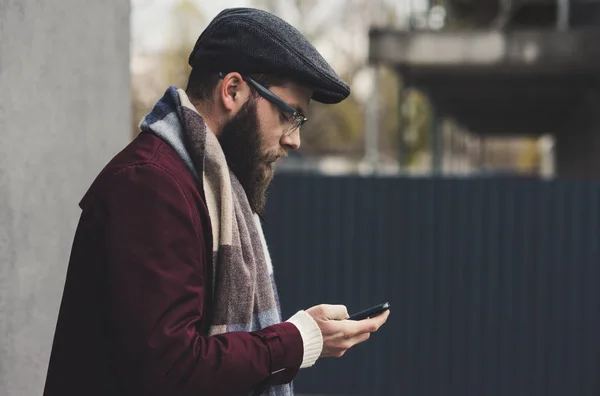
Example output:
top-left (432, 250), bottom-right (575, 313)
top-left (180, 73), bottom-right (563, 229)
top-left (218, 72), bottom-right (308, 133)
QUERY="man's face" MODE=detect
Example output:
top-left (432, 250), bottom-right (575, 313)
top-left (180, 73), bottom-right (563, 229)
top-left (218, 81), bottom-right (312, 214)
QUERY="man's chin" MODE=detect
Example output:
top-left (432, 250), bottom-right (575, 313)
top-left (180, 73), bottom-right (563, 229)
top-left (248, 166), bottom-right (274, 215)
top-left (263, 163), bottom-right (275, 182)
top-left (263, 161), bottom-right (275, 172)
top-left (258, 164), bottom-right (275, 189)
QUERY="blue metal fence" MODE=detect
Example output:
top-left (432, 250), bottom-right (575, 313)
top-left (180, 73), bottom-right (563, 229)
top-left (264, 174), bottom-right (600, 396)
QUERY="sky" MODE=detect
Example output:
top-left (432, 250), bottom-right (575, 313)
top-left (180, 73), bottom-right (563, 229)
top-left (131, 0), bottom-right (431, 54)
top-left (132, 0), bottom-right (316, 54)
top-left (130, 0), bottom-right (431, 102)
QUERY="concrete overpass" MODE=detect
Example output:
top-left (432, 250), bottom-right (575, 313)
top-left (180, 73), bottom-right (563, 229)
top-left (369, 0), bottom-right (600, 178)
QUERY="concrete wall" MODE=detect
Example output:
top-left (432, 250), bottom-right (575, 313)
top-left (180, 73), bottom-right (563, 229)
top-left (0, 1), bottom-right (130, 394)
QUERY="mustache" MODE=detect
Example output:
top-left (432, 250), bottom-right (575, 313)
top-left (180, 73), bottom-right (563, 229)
top-left (262, 149), bottom-right (288, 163)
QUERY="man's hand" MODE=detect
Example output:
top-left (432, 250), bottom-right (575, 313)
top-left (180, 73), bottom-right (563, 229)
top-left (306, 304), bottom-right (390, 358)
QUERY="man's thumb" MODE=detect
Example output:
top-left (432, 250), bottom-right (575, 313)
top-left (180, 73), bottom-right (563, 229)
top-left (323, 304), bottom-right (349, 320)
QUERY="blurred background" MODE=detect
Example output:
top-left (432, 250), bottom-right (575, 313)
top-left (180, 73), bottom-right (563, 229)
top-left (2, 0), bottom-right (600, 395)
top-left (131, 0), bottom-right (564, 178)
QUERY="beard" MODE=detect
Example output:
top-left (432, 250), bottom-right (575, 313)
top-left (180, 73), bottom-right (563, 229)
top-left (218, 99), bottom-right (283, 215)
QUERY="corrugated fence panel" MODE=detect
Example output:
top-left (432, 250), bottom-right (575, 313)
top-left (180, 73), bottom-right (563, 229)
top-left (263, 175), bottom-right (600, 396)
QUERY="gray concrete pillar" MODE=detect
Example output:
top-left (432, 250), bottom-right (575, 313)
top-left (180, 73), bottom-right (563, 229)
top-left (0, 1), bottom-right (130, 394)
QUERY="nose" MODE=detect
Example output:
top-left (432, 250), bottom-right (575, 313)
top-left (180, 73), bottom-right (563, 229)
top-left (280, 128), bottom-right (301, 150)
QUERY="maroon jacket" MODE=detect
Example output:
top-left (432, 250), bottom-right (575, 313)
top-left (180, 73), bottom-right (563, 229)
top-left (43, 133), bottom-right (303, 396)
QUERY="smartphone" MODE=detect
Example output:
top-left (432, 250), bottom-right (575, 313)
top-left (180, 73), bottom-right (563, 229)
top-left (348, 302), bottom-right (390, 321)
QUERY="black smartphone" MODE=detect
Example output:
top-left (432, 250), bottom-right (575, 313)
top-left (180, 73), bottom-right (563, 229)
top-left (348, 302), bottom-right (390, 321)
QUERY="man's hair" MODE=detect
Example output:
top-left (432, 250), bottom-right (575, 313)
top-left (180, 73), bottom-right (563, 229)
top-left (186, 69), bottom-right (289, 103)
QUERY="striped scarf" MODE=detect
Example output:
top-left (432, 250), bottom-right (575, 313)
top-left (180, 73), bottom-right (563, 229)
top-left (140, 86), bottom-right (291, 396)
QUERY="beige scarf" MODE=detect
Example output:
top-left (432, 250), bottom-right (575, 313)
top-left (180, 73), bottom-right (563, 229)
top-left (140, 86), bottom-right (291, 396)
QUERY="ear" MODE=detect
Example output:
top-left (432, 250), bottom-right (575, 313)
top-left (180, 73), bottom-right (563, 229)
top-left (218, 72), bottom-right (251, 113)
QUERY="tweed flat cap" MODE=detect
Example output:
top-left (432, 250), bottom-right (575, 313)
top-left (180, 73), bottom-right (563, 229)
top-left (188, 8), bottom-right (350, 104)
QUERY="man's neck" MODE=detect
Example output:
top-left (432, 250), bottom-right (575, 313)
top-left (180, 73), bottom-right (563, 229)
top-left (190, 100), bottom-right (221, 137)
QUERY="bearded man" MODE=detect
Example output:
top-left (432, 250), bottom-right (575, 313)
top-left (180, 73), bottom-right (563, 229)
top-left (43, 7), bottom-right (389, 396)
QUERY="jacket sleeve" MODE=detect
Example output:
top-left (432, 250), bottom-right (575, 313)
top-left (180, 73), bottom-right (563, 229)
top-left (98, 163), bottom-right (303, 396)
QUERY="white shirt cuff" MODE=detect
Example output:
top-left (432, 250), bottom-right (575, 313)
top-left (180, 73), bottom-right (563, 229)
top-left (286, 310), bottom-right (323, 368)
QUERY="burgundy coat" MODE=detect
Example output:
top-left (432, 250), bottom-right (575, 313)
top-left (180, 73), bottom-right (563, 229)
top-left (43, 133), bottom-right (303, 396)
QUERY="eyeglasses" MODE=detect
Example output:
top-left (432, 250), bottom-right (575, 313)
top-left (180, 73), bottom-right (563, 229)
top-left (218, 72), bottom-right (308, 136)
